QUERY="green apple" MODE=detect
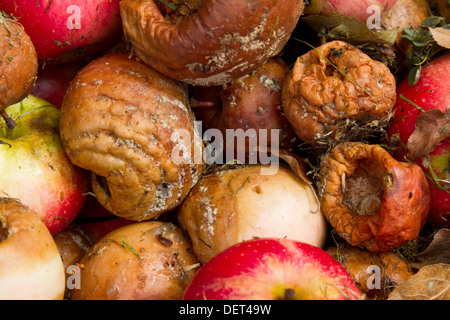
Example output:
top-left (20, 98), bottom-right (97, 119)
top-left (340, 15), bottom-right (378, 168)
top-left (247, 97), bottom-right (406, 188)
top-left (0, 95), bottom-right (90, 235)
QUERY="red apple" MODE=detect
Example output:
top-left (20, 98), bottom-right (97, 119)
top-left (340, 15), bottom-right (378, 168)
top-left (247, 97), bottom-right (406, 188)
top-left (386, 54), bottom-right (450, 227)
top-left (305, 0), bottom-right (399, 23)
top-left (182, 238), bottom-right (362, 300)
top-left (0, 0), bottom-right (123, 62)
top-left (0, 95), bottom-right (90, 235)
top-left (31, 61), bottom-right (87, 107)
top-left (77, 196), bottom-right (114, 220)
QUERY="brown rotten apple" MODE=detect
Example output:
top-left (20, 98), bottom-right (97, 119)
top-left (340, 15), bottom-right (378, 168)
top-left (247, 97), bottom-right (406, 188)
top-left (326, 245), bottom-right (414, 300)
top-left (193, 57), bottom-right (299, 157)
top-left (317, 142), bottom-right (431, 252)
top-left (70, 221), bottom-right (200, 300)
top-left (53, 223), bottom-right (92, 299)
top-left (282, 41), bottom-right (396, 147)
top-left (0, 197), bottom-right (66, 300)
top-left (60, 52), bottom-right (204, 221)
top-left (178, 161), bottom-right (328, 264)
top-left (119, 0), bottom-right (304, 86)
top-left (0, 14), bottom-right (38, 123)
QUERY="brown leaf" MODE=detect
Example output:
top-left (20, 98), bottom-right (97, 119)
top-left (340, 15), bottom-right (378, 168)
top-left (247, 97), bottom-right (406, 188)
top-left (412, 228), bottom-right (450, 269)
top-left (406, 108), bottom-right (450, 160)
top-left (273, 149), bottom-right (321, 214)
top-left (302, 14), bottom-right (399, 45)
top-left (429, 27), bottom-right (450, 49)
top-left (388, 263), bottom-right (450, 300)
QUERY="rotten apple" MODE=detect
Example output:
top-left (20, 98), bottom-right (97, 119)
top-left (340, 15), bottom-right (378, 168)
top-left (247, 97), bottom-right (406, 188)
top-left (182, 238), bottom-right (362, 300)
top-left (0, 95), bottom-right (90, 235)
top-left (70, 221), bottom-right (200, 300)
top-left (387, 53), bottom-right (450, 227)
top-left (0, 197), bottom-right (66, 300)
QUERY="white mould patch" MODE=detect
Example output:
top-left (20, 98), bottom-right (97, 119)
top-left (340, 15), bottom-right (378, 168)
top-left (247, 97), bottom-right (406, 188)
top-left (155, 95), bottom-right (188, 113)
top-left (259, 74), bottom-right (281, 93)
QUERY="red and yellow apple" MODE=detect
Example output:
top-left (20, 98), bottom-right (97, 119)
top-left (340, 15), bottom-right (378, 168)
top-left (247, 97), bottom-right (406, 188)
top-left (0, 95), bottom-right (90, 234)
top-left (182, 238), bottom-right (362, 300)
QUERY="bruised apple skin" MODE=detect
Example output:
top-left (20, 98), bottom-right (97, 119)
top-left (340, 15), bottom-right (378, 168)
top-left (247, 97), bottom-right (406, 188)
top-left (120, 0), bottom-right (305, 86)
top-left (177, 164), bottom-right (328, 264)
top-left (70, 221), bottom-right (200, 300)
top-left (386, 54), bottom-right (450, 227)
top-left (0, 15), bottom-right (38, 111)
top-left (0, 197), bottom-right (66, 300)
top-left (182, 238), bottom-right (362, 300)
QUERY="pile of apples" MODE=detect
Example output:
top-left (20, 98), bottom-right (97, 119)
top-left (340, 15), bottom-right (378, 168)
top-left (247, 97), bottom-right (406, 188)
top-left (0, 0), bottom-right (448, 301)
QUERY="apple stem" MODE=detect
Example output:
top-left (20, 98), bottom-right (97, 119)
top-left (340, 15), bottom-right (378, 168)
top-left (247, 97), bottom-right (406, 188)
top-left (190, 99), bottom-right (217, 108)
top-left (0, 110), bottom-right (17, 136)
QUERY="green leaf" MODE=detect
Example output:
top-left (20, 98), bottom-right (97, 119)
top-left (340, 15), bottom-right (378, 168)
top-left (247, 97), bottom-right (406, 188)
top-left (412, 39), bottom-right (431, 47)
top-left (421, 16), bottom-right (446, 28)
top-left (408, 67), bottom-right (422, 86)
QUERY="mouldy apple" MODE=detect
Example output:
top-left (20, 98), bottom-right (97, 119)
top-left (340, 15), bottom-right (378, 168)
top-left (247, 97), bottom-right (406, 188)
top-left (0, 0), bottom-right (123, 62)
top-left (182, 238), bottom-right (362, 300)
top-left (177, 164), bottom-right (328, 264)
top-left (0, 95), bottom-right (90, 235)
top-left (387, 54), bottom-right (450, 227)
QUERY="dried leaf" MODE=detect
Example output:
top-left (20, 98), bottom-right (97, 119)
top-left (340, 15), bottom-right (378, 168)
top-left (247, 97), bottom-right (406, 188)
top-left (302, 14), bottom-right (399, 45)
top-left (412, 229), bottom-right (450, 269)
top-left (273, 149), bottom-right (321, 214)
top-left (428, 27), bottom-right (450, 49)
top-left (406, 108), bottom-right (450, 160)
top-left (388, 264), bottom-right (450, 300)
top-left (275, 149), bottom-right (312, 184)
